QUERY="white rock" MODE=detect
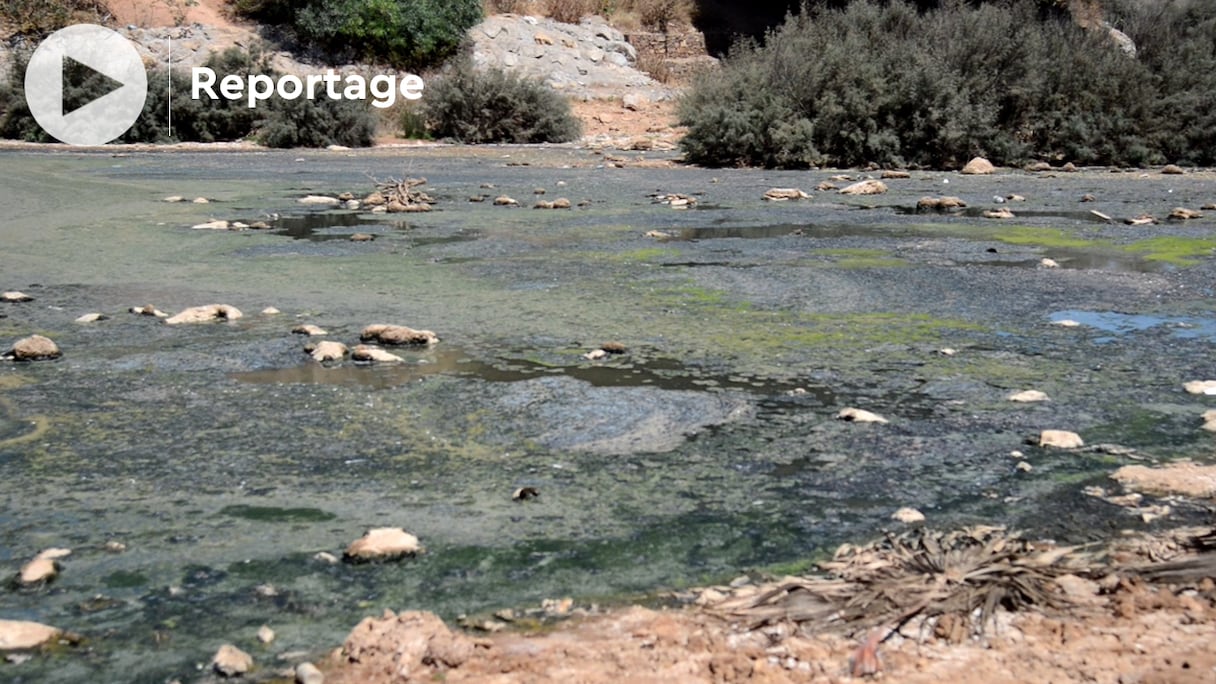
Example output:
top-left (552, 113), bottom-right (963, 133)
top-left (961, 157), bottom-right (996, 175)
top-left (261, 307), bottom-right (281, 316)
top-left (1, 291), bottom-right (33, 302)
top-left (344, 528), bottom-right (423, 561)
top-left (584, 349), bottom-right (609, 361)
top-left (1054, 319), bottom-right (1081, 328)
top-left (5, 335), bottom-right (61, 361)
top-left (892, 507), bottom-right (925, 523)
top-left (314, 551), bottom-right (339, 565)
top-left (351, 345), bottom-right (405, 364)
top-left (307, 341), bottom-right (348, 363)
top-left (256, 625), bottom-right (275, 644)
top-left (19, 548), bottom-right (70, 585)
top-left (297, 195), bottom-right (341, 206)
top-left (0, 620), bottom-right (61, 650)
top-left (836, 408), bottom-right (888, 424)
top-left (212, 643), bottom-right (253, 677)
top-left (191, 220), bottom-right (230, 231)
top-left (74, 313), bottom-right (107, 323)
top-left (192, 197), bottom-right (210, 204)
top-left (163, 195), bottom-right (184, 203)
top-left (1040, 430), bottom-right (1084, 449)
top-left (763, 188), bottom-right (811, 201)
top-left (296, 662), bottom-right (325, 684)
top-left (1016, 461), bottom-right (1033, 472)
top-left (1184, 380), bottom-right (1216, 395)
top-left (1008, 390), bottom-right (1050, 403)
top-left (1039, 258), bottom-right (1060, 269)
top-left (292, 324), bottom-right (328, 337)
top-left (165, 304), bottom-right (243, 325)
top-left (839, 179), bottom-right (888, 196)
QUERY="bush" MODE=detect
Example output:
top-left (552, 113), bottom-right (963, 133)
top-left (545, 0), bottom-right (598, 24)
top-left (0, 0), bottom-right (107, 38)
top-left (680, 0), bottom-right (1216, 169)
top-left (233, 0), bottom-right (483, 70)
top-left (0, 47), bottom-right (376, 147)
top-left (423, 57), bottom-right (581, 143)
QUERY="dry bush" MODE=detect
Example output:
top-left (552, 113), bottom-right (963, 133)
top-left (635, 52), bottom-right (672, 84)
top-left (485, 0), bottom-right (542, 13)
top-left (630, 0), bottom-right (693, 31)
top-left (545, 0), bottom-right (597, 23)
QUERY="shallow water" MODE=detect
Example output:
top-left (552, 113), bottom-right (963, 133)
top-left (2, 149), bottom-right (1215, 682)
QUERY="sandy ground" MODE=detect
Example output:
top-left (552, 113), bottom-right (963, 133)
top-left (322, 548), bottom-right (1216, 684)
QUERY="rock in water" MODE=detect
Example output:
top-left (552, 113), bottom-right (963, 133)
top-left (839, 180), bottom-right (888, 196)
top-left (292, 324), bottom-right (328, 337)
top-left (306, 341), bottom-right (348, 363)
top-left (19, 548), bottom-right (70, 585)
top-left (891, 507), bottom-right (925, 523)
top-left (763, 188), bottom-right (811, 201)
top-left (212, 644), bottom-right (253, 677)
top-left (1040, 430), bottom-right (1084, 449)
top-left (256, 625), bottom-right (275, 644)
top-left (917, 196), bottom-right (966, 211)
top-left (360, 324), bottom-right (439, 346)
top-left (351, 345), bottom-right (405, 364)
top-left (1008, 390), bottom-right (1050, 403)
top-left (961, 157), bottom-right (996, 175)
top-left (298, 195), bottom-right (340, 206)
top-left (0, 620), bottom-right (61, 650)
top-left (164, 304), bottom-right (243, 325)
top-left (344, 528), bottom-right (424, 562)
top-left (1184, 380), bottom-right (1216, 395)
top-left (836, 408), bottom-right (889, 424)
top-left (5, 335), bottom-right (61, 361)
top-left (296, 662), bottom-right (325, 684)
top-left (1, 291), bottom-right (33, 302)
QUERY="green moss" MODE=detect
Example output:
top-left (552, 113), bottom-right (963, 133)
top-left (992, 227), bottom-right (1096, 249)
top-left (1120, 237), bottom-right (1216, 266)
top-left (811, 248), bottom-right (906, 269)
top-left (614, 247), bottom-right (674, 262)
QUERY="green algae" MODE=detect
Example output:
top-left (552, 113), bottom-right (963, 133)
top-left (1120, 237), bottom-right (1216, 265)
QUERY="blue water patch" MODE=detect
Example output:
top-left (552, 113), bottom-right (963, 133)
top-left (1051, 310), bottom-right (1216, 342)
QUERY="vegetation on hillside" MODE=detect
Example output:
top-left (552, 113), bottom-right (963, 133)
top-left (0, 47), bottom-right (376, 147)
top-left (679, 0), bottom-right (1216, 169)
top-left (420, 56), bottom-right (581, 143)
top-left (231, 0), bottom-right (483, 70)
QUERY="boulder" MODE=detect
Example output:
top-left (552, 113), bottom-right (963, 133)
top-left (1169, 207), bottom-right (1203, 220)
top-left (1040, 430), bottom-right (1084, 449)
top-left (880, 170), bottom-right (910, 179)
top-left (298, 195), bottom-right (341, 206)
top-left (361, 324), bottom-right (439, 346)
top-left (296, 662), bottom-right (325, 684)
top-left (341, 611), bottom-right (472, 680)
top-left (891, 507), bottom-right (925, 523)
top-left (622, 92), bottom-right (649, 111)
top-left (1061, 162), bottom-right (1078, 172)
top-left (494, 195), bottom-right (518, 206)
top-left (191, 220), bottom-right (230, 230)
top-left (763, 188), bottom-right (811, 201)
top-left (351, 345), bottom-right (405, 364)
top-left (1, 291), bottom-right (33, 302)
top-left (19, 548), bottom-right (70, 585)
top-left (1161, 164), bottom-right (1185, 175)
top-left (839, 180), bottom-right (887, 196)
top-left (836, 408), bottom-right (888, 424)
top-left (5, 335), bottom-right (61, 361)
top-left (1184, 380), bottom-right (1216, 395)
top-left (212, 643), bottom-right (254, 677)
top-left (961, 157), bottom-right (995, 175)
top-left (0, 620), bottom-right (61, 650)
top-left (1024, 161), bottom-right (1052, 172)
top-left (916, 196), bottom-right (966, 211)
top-left (165, 304), bottom-right (243, 325)
top-left (292, 324), bottom-right (328, 337)
top-left (552, 198), bottom-right (572, 209)
top-left (344, 528), bottom-right (424, 562)
top-left (306, 341), bottom-right (348, 363)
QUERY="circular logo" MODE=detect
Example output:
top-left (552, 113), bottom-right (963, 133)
top-left (24, 24), bottom-right (148, 146)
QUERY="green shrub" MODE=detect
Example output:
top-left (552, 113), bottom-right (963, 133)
top-left (0, 47), bottom-right (376, 148)
top-left (0, 0), bottom-right (107, 38)
top-left (680, 0), bottom-right (1216, 169)
top-left (423, 58), bottom-right (581, 143)
top-left (233, 0), bottom-right (483, 70)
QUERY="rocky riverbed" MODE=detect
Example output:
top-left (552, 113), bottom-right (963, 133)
top-left (1, 147), bottom-right (1215, 682)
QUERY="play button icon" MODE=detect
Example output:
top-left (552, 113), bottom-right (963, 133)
top-left (24, 24), bottom-right (148, 146)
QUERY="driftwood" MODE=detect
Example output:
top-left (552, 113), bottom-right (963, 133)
top-left (369, 176), bottom-right (434, 212)
top-left (712, 527), bottom-right (1097, 637)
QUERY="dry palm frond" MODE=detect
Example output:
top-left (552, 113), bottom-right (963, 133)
top-left (713, 527), bottom-right (1098, 636)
